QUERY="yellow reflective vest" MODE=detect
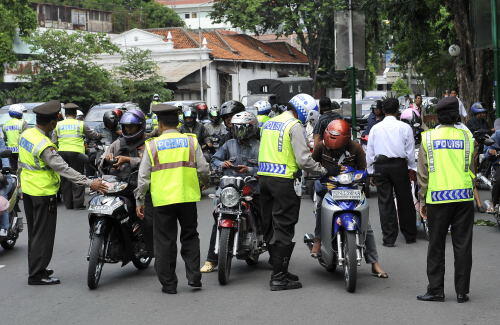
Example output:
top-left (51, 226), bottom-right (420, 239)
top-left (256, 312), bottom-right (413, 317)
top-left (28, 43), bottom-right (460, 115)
top-left (422, 126), bottom-right (475, 204)
top-left (258, 111), bottom-right (300, 179)
top-left (145, 131), bottom-right (200, 207)
top-left (19, 128), bottom-right (60, 196)
top-left (3, 118), bottom-right (24, 153)
top-left (55, 118), bottom-right (85, 153)
top-left (257, 115), bottom-right (270, 128)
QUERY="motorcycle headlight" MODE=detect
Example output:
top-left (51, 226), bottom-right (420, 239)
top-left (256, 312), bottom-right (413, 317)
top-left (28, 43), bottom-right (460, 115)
top-left (337, 173), bottom-right (353, 185)
top-left (220, 187), bottom-right (240, 207)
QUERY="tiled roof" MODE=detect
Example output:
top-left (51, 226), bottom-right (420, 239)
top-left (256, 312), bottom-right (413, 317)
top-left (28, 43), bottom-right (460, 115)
top-left (156, 0), bottom-right (213, 5)
top-left (147, 28), bottom-right (308, 64)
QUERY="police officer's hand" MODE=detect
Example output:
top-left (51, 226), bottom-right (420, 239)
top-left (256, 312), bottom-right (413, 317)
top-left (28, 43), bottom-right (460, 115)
top-left (408, 169), bottom-right (417, 182)
top-left (90, 179), bottom-right (108, 193)
top-left (105, 154), bottom-right (113, 161)
top-left (136, 205), bottom-right (145, 220)
top-left (236, 165), bottom-right (249, 174)
top-left (113, 156), bottom-right (131, 168)
top-left (420, 204), bottom-right (427, 219)
top-left (222, 161), bottom-right (233, 169)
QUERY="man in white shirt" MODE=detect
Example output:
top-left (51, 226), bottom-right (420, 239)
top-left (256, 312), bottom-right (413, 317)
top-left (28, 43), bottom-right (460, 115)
top-left (366, 98), bottom-right (418, 247)
top-left (450, 89), bottom-right (467, 119)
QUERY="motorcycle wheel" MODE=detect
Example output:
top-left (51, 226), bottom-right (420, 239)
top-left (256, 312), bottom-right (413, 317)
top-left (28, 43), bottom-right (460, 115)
top-left (88, 234), bottom-right (106, 290)
top-left (132, 256), bottom-right (152, 270)
top-left (218, 228), bottom-right (234, 285)
top-left (342, 232), bottom-right (357, 293)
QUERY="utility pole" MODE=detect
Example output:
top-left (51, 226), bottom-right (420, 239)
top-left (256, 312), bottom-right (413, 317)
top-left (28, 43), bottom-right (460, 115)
top-left (348, 0), bottom-right (357, 137)
top-left (198, 4), bottom-right (203, 101)
top-left (492, 0), bottom-right (500, 117)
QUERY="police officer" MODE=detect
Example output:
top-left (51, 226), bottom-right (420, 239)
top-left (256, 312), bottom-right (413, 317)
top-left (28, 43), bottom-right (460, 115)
top-left (3, 104), bottom-right (28, 171)
top-left (135, 104), bottom-right (209, 294)
top-left (417, 96), bottom-right (475, 303)
top-left (258, 94), bottom-right (332, 291)
top-left (254, 100), bottom-right (272, 128)
top-left (53, 103), bottom-right (101, 209)
top-left (20, 100), bottom-right (106, 285)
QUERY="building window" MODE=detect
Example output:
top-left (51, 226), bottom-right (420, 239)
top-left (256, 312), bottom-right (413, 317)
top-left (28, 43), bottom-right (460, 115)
top-left (260, 63), bottom-right (266, 70)
top-left (191, 12), bottom-right (197, 19)
top-left (184, 13), bottom-right (190, 19)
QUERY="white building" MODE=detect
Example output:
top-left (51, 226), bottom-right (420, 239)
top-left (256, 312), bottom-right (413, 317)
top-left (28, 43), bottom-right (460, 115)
top-left (156, 0), bottom-right (231, 30)
top-left (96, 28), bottom-right (309, 107)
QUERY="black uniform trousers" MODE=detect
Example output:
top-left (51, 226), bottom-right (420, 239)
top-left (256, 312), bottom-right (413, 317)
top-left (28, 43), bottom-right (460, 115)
top-left (259, 176), bottom-right (300, 246)
top-left (374, 158), bottom-right (417, 244)
top-left (9, 153), bottom-right (18, 172)
top-left (153, 202), bottom-right (201, 290)
top-left (24, 194), bottom-right (58, 280)
top-left (426, 201), bottom-right (474, 295)
top-left (59, 151), bottom-right (86, 209)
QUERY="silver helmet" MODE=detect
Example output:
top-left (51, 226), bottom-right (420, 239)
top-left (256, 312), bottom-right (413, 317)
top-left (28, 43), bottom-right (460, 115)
top-left (231, 111), bottom-right (258, 141)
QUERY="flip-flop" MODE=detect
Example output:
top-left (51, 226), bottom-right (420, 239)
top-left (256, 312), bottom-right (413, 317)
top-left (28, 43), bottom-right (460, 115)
top-left (372, 272), bottom-right (389, 278)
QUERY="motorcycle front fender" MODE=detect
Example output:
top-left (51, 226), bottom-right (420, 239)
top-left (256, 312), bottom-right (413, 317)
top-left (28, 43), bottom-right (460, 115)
top-left (93, 218), bottom-right (109, 235)
top-left (219, 219), bottom-right (237, 228)
top-left (333, 213), bottom-right (360, 234)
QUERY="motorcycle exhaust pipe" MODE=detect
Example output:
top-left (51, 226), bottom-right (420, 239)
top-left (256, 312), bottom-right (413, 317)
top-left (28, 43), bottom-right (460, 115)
top-left (214, 215), bottom-right (221, 255)
top-left (478, 174), bottom-right (492, 189)
top-left (337, 235), bottom-right (344, 266)
top-left (232, 219), bottom-right (240, 256)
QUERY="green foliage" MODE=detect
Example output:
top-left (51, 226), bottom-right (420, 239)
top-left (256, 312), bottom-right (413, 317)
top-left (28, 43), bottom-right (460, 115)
top-left (211, 0), bottom-right (344, 87)
top-left (115, 48), bottom-right (172, 112)
top-left (0, 0), bottom-right (37, 70)
top-left (35, 0), bottom-right (184, 32)
top-left (17, 30), bottom-right (124, 110)
top-left (391, 78), bottom-right (411, 97)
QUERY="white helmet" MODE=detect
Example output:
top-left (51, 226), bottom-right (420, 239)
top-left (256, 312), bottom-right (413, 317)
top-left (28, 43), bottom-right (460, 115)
top-left (153, 94), bottom-right (160, 100)
top-left (231, 111), bottom-right (258, 141)
top-left (306, 110), bottom-right (319, 126)
top-left (289, 93), bottom-right (318, 124)
top-left (253, 100), bottom-right (272, 115)
top-left (9, 104), bottom-right (25, 118)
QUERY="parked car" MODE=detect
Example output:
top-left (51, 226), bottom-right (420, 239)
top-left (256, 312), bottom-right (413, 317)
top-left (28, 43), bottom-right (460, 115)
top-left (85, 102), bottom-right (138, 130)
top-left (0, 103), bottom-right (45, 128)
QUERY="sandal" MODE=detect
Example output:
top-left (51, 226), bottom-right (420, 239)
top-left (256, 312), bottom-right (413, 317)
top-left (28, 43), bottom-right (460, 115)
top-left (200, 261), bottom-right (216, 273)
top-left (372, 271), bottom-right (389, 278)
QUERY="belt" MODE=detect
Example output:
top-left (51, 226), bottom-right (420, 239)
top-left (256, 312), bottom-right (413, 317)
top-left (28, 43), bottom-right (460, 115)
top-left (374, 155), bottom-right (406, 164)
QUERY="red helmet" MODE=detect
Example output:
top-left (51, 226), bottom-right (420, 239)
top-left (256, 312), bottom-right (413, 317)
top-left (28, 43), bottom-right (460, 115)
top-left (113, 108), bottom-right (123, 118)
top-left (323, 119), bottom-right (350, 150)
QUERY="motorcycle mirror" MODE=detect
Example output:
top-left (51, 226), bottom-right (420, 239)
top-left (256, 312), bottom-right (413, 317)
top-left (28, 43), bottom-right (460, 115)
top-left (0, 150), bottom-right (12, 158)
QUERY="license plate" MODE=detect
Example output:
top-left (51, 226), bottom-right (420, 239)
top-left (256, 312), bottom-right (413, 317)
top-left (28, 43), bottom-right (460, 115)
top-left (331, 189), bottom-right (362, 200)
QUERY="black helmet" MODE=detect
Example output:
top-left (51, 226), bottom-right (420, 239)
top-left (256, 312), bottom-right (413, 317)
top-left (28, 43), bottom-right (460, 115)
top-left (371, 100), bottom-right (383, 112)
top-left (220, 100), bottom-right (245, 119)
top-left (182, 106), bottom-right (198, 127)
top-left (331, 101), bottom-right (340, 110)
top-left (103, 110), bottom-right (119, 130)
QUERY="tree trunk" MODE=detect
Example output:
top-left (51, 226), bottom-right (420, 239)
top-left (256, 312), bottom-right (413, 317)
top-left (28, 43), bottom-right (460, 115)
top-left (445, 0), bottom-right (493, 111)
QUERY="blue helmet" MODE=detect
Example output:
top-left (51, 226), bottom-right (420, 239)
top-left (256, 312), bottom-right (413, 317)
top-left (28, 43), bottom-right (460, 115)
top-left (471, 102), bottom-right (486, 114)
top-left (120, 108), bottom-right (146, 143)
top-left (289, 93), bottom-right (318, 124)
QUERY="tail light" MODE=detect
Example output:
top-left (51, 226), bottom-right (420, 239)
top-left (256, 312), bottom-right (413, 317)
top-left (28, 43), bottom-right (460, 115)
top-left (196, 103), bottom-right (208, 111)
top-left (242, 185), bottom-right (252, 196)
top-left (219, 219), bottom-right (237, 228)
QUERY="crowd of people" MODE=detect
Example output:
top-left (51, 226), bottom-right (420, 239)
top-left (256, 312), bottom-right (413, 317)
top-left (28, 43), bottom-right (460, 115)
top-left (0, 90), bottom-right (489, 303)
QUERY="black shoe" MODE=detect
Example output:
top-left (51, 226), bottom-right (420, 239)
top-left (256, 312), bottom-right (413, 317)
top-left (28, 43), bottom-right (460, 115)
top-left (416, 292), bottom-right (445, 302)
top-left (267, 254), bottom-right (299, 281)
top-left (383, 242), bottom-right (395, 247)
top-left (28, 276), bottom-right (61, 285)
top-left (270, 272), bottom-right (302, 291)
top-left (162, 287), bottom-right (177, 294)
top-left (457, 294), bottom-right (469, 303)
top-left (406, 239), bottom-right (416, 244)
top-left (188, 280), bottom-right (202, 288)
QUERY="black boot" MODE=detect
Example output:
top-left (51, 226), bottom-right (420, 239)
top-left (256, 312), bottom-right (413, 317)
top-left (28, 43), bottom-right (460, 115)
top-left (268, 245), bottom-right (299, 281)
top-left (269, 244), bottom-right (302, 291)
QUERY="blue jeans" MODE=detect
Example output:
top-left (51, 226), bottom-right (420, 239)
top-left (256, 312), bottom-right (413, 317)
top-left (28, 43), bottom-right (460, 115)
top-left (0, 176), bottom-right (14, 230)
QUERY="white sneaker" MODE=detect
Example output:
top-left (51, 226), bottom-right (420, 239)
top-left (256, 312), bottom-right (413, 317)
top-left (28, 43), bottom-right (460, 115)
top-left (0, 228), bottom-right (7, 237)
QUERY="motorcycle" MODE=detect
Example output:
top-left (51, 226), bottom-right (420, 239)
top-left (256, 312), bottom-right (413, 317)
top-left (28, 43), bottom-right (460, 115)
top-left (0, 172), bottom-right (22, 250)
top-left (210, 173), bottom-right (265, 285)
top-left (86, 139), bottom-right (110, 177)
top-left (304, 167), bottom-right (369, 293)
top-left (86, 163), bottom-right (152, 289)
top-left (475, 130), bottom-right (495, 190)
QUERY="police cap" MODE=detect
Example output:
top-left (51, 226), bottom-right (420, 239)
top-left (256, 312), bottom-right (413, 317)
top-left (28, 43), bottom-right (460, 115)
top-left (152, 104), bottom-right (180, 116)
top-left (33, 100), bottom-right (61, 116)
top-left (436, 96), bottom-right (459, 114)
top-left (64, 103), bottom-right (79, 109)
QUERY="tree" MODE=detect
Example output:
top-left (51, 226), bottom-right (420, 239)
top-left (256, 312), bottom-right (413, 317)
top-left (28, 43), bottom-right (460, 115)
top-left (19, 30), bottom-right (124, 109)
top-left (391, 78), bottom-right (411, 97)
top-left (211, 0), bottom-right (343, 89)
top-left (115, 48), bottom-right (173, 112)
top-left (0, 0), bottom-right (37, 72)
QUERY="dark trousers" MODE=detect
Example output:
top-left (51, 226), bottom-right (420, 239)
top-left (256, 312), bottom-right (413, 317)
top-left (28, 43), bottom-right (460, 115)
top-left (259, 176), bottom-right (300, 246)
top-left (59, 151), bottom-right (85, 209)
top-left (9, 153), bottom-right (18, 172)
top-left (153, 202), bottom-right (201, 289)
top-left (24, 194), bottom-right (58, 280)
top-left (374, 159), bottom-right (417, 244)
top-left (492, 165), bottom-right (500, 205)
top-left (426, 201), bottom-right (474, 295)
top-left (143, 192), bottom-right (155, 254)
